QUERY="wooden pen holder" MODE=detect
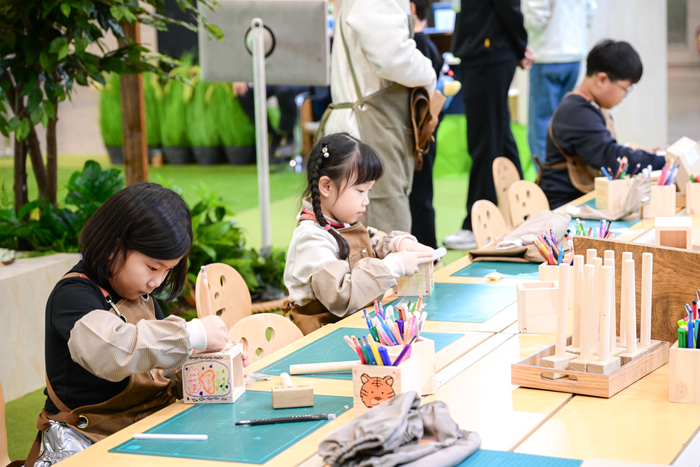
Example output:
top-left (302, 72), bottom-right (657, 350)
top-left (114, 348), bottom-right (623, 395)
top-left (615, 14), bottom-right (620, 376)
top-left (517, 280), bottom-right (558, 334)
top-left (686, 182), bottom-right (700, 215)
top-left (182, 343), bottom-right (246, 404)
top-left (352, 356), bottom-right (420, 415)
top-left (669, 341), bottom-right (700, 404)
top-left (386, 337), bottom-right (436, 396)
top-left (538, 263), bottom-right (573, 307)
top-left (595, 177), bottom-right (635, 210)
top-left (393, 261), bottom-right (434, 296)
top-left (642, 184), bottom-right (676, 218)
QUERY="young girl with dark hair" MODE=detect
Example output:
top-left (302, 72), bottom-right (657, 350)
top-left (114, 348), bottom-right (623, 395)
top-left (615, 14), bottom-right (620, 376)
top-left (284, 133), bottom-right (434, 335)
top-left (30, 183), bottom-right (243, 466)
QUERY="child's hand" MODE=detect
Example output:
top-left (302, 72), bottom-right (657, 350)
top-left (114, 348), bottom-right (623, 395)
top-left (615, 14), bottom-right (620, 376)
top-left (200, 315), bottom-right (228, 351)
top-left (398, 238), bottom-right (434, 253)
top-left (394, 251), bottom-right (434, 275)
top-left (229, 341), bottom-right (250, 368)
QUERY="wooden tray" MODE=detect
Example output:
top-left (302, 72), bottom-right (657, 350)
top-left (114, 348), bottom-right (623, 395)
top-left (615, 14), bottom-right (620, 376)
top-left (511, 336), bottom-right (669, 398)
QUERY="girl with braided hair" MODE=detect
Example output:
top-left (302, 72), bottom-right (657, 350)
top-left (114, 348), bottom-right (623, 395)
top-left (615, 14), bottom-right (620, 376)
top-left (284, 133), bottom-right (434, 335)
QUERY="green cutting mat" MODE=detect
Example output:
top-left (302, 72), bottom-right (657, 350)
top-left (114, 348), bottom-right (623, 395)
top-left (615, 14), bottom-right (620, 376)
top-left (110, 391), bottom-right (352, 464)
top-left (388, 282), bottom-right (516, 323)
top-left (451, 261), bottom-right (540, 279)
top-left (257, 327), bottom-right (464, 379)
top-left (457, 450), bottom-right (582, 466)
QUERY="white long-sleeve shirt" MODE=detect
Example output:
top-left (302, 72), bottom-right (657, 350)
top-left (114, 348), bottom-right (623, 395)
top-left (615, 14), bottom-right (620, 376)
top-left (525, 0), bottom-right (597, 64)
top-left (324, 0), bottom-right (437, 138)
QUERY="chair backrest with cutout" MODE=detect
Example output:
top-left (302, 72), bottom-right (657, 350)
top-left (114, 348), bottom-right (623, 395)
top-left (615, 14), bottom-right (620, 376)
top-left (492, 157), bottom-right (521, 227)
top-left (195, 263), bottom-right (252, 330)
top-left (471, 200), bottom-right (507, 248)
top-left (228, 313), bottom-right (303, 364)
top-left (507, 180), bottom-right (550, 225)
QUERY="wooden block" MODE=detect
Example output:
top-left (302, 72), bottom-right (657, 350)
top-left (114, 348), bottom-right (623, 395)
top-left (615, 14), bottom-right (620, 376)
top-left (568, 358), bottom-right (591, 372)
top-left (667, 136), bottom-right (700, 194)
top-left (669, 341), bottom-right (700, 403)
top-left (541, 354), bottom-right (576, 379)
top-left (393, 261), bottom-right (434, 296)
top-left (386, 337), bottom-right (436, 395)
top-left (686, 182), bottom-right (700, 215)
top-left (617, 344), bottom-right (650, 365)
top-left (595, 177), bottom-right (635, 210)
top-left (271, 372), bottom-right (314, 409)
top-left (517, 281), bottom-right (558, 334)
top-left (587, 357), bottom-right (621, 375)
top-left (574, 236), bottom-right (700, 343)
top-left (654, 217), bottom-right (692, 250)
top-left (566, 345), bottom-right (581, 355)
top-left (182, 343), bottom-right (245, 404)
top-left (539, 263), bottom-right (574, 307)
top-left (352, 356), bottom-right (420, 415)
top-left (642, 185), bottom-right (676, 218)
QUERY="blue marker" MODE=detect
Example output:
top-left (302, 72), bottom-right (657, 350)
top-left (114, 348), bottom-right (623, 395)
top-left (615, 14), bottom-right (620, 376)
top-left (377, 315), bottom-right (398, 345)
top-left (378, 346), bottom-right (392, 366)
top-left (601, 166), bottom-right (613, 181)
top-left (557, 244), bottom-right (564, 265)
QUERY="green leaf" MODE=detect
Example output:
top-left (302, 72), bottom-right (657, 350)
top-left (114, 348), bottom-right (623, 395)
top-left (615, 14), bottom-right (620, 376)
top-left (123, 9), bottom-right (137, 22)
top-left (205, 23), bottom-right (224, 41)
top-left (44, 100), bottom-right (56, 119)
top-left (19, 118), bottom-right (31, 140)
top-left (58, 44), bottom-right (70, 60)
top-left (39, 52), bottom-right (51, 71)
top-left (60, 3), bottom-right (70, 16)
top-left (109, 6), bottom-right (123, 21)
top-left (30, 107), bottom-right (43, 126)
top-left (7, 117), bottom-right (20, 133)
top-left (49, 37), bottom-right (69, 54)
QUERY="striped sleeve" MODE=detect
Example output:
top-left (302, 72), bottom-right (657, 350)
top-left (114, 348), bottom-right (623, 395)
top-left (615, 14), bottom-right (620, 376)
top-left (68, 310), bottom-right (192, 382)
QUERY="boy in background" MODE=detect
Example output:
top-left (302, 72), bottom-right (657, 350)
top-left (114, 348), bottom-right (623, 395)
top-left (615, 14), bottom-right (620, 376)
top-left (538, 40), bottom-right (666, 209)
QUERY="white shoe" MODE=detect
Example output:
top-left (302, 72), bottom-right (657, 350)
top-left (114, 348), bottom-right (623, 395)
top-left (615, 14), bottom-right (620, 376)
top-left (443, 229), bottom-right (476, 250)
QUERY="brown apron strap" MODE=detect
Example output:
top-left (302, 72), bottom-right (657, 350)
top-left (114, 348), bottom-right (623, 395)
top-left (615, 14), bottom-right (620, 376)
top-left (19, 430), bottom-right (43, 467)
top-left (338, 20), bottom-right (364, 108)
top-left (45, 373), bottom-right (72, 413)
top-left (62, 272), bottom-right (109, 298)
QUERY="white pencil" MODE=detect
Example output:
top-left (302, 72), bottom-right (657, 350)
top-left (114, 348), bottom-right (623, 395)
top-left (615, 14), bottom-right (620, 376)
top-left (133, 434), bottom-right (208, 441)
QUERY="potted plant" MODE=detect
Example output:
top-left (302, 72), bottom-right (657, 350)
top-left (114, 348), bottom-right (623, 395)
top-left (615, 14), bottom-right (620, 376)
top-left (212, 83), bottom-right (256, 165)
top-left (186, 76), bottom-right (222, 165)
top-left (160, 78), bottom-right (193, 164)
top-left (98, 73), bottom-right (123, 164)
top-left (143, 72), bottom-right (163, 163)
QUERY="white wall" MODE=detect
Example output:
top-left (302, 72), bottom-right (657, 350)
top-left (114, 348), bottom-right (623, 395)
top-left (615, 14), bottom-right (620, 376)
top-left (668, 0), bottom-right (700, 66)
top-left (589, 0), bottom-right (668, 147)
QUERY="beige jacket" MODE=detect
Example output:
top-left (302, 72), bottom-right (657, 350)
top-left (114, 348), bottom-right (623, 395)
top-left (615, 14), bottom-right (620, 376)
top-left (284, 200), bottom-right (415, 317)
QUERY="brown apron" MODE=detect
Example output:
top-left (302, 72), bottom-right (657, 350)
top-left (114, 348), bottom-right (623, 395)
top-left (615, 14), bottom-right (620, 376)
top-left (24, 273), bottom-right (179, 467)
top-left (289, 216), bottom-right (377, 335)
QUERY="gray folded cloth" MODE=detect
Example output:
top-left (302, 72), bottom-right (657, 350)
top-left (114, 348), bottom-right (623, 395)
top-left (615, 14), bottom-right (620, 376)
top-left (566, 175), bottom-right (651, 221)
top-left (319, 391), bottom-right (481, 467)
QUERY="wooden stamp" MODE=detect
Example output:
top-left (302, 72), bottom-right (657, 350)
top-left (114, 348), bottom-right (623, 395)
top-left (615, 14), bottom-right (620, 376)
top-left (351, 357), bottom-right (420, 415)
top-left (271, 372), bottom-right (314, 409)
top-left (182, 343), bottom-right (245, 404)
top-left (654, 217), bottom-right (692, 250)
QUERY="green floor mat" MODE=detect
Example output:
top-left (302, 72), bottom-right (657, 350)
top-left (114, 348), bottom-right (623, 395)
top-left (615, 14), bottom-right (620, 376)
top-left (110, 391), bottom-right (352, 464)
top-left (257, 327), bottom-right (465, 379)
top-left (457, 450), bottom-right (582, 466)
top-left (451, 261), bottom-right (540, 279)
top-left (387, 282), bottom-right (516, 323)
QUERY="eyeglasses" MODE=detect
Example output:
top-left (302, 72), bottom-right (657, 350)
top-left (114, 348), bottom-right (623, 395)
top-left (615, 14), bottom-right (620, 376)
top-left (613, 81), bottom-right (635, 95)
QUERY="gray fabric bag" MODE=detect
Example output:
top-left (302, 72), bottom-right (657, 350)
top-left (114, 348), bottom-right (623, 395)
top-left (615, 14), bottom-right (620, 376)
top-left (319, 391), bottom-right (481, 467)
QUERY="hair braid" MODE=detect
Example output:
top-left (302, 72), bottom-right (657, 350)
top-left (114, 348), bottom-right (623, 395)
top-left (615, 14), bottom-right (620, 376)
top-left (310, 148), bottom-right (350, 260)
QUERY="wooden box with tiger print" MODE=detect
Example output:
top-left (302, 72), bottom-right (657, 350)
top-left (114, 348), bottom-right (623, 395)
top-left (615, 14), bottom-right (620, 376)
top-left (351, 356), bottom-right (420, 414)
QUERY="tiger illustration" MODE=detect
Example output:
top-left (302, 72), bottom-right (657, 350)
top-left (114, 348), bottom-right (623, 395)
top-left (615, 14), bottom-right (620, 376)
top-left (360, 374), bottom-right (395, 408)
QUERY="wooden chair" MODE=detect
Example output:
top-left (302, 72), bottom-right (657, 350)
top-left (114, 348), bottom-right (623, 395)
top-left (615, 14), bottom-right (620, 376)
top-left (0, 380), bottom-right (10, 467)
top-left (507, 180), bottom-right (550, 225)
top-left (471, 200), bottom-right (507, 248)
top-left (228, 313), bottom-right (303, 364)
top-left (195, 263), bottom-right (252, 330)
top-left (492, 157), bottom-right (521, 227)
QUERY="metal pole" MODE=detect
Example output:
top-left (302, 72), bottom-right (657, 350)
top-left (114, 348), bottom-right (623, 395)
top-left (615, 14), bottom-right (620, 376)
top-left (251, 18), bottom-right (272, 253)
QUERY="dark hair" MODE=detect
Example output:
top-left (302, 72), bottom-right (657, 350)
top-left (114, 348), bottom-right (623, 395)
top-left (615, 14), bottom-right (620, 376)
top-left (304, 133), bottom-right (383, 260)
top-left (586, 39), bottom-right (643, 84)
top-left (411, 0), bottom-right (430, 21)
top-left (80, 183), bottom-right (193, 301)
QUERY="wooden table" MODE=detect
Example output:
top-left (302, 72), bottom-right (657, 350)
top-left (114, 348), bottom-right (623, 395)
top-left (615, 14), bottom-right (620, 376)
top-left (54, 192), bottom-right (700, 466)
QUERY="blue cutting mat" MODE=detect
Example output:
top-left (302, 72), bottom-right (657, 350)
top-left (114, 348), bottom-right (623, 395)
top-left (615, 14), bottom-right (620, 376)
top-left (110, 391), bottom-right (352, 464)
top-left (457, 450), bottom-right (582, 466)
top-left (387, 282), bottom-right (516, 323)
top-left (451, 261), bottom-right (540, 279)
top-left (258, 326), bottom-right (464, 379)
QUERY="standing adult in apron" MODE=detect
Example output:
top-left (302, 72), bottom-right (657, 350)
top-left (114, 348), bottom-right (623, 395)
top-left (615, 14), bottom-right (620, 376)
top-left (322, 0), bottom-right (436, 234)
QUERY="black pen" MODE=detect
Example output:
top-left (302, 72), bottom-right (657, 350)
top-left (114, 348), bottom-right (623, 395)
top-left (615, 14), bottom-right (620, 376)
top-left (235, 413), bottom-right (336, 426)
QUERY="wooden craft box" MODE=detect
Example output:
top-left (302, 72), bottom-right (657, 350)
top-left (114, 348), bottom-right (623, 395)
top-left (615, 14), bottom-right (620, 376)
top-left (595, 177), bottom-right (634, 210)
top-left (393, 261), bottom-right (434, 296)
top-left (642, 184), bottom-right (676, 218)
top-left (182, 343), bottom-right (246, 404)
top-left (517, 281), bottom-right (558, 334)
top-left (386, 337), bottom-right (436, 396)
top-left (654, 217), bottom-right (692, 250)
top-left (539, 263), bottom-right (573, 307)
top-left (511, 336), bottom-right (669, 398)
top-left (685, 182), bottom-right (700, 215)
top-left (667, 136), bottom-right (700, 194)
top-left (351, 356), bottom-right (420, 414)
top-left (669, 341), bottom-right (700, 404)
